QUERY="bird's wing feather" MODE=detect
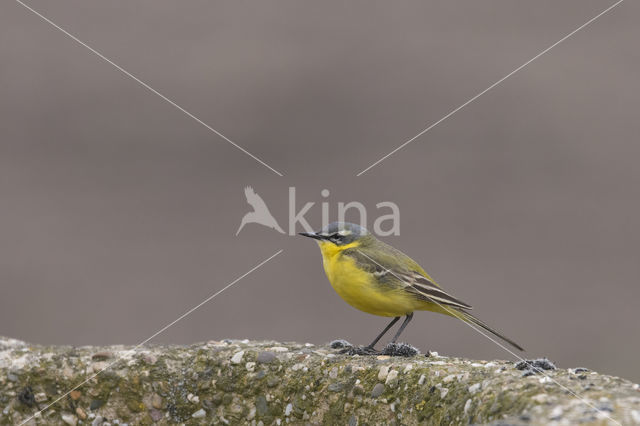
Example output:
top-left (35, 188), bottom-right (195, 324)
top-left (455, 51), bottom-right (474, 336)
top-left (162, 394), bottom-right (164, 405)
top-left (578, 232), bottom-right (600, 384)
top-left (344, 245), bottom-right (472, 310)
top-left (395, 270), bottom-right (472, 309)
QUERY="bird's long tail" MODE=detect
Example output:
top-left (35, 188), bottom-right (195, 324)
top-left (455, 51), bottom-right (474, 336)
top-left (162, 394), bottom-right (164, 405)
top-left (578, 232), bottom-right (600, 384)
top-left (454, 310), bottom-right (524, 352)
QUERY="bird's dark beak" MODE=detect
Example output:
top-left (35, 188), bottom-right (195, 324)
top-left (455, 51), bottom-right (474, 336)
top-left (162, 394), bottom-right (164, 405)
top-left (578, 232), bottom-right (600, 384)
top-left (299, 232), bottom-right (325, 240)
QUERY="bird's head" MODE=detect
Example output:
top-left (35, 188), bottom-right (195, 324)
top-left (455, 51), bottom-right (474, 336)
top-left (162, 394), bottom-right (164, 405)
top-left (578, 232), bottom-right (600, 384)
top-left (299, 222), bottom-right (372, 248)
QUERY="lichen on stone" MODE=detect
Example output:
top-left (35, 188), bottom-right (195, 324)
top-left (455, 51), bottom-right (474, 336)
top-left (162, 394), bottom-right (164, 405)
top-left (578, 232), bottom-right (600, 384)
top-left (1, 337), bottom-right (639, 425)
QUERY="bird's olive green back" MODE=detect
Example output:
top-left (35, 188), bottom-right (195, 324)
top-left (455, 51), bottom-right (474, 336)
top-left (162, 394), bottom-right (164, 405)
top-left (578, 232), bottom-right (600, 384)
top-left (345, 235), bottom-right (437, 285)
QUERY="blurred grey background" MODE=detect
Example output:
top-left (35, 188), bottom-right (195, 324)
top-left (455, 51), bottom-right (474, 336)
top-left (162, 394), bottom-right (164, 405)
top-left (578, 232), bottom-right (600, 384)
top-left (1, 0), bottom-right (639, 382)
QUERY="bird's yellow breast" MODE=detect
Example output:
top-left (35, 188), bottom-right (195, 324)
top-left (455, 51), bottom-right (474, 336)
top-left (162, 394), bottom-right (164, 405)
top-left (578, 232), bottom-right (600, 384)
top-left (317, 241), bottom-right (419, 317)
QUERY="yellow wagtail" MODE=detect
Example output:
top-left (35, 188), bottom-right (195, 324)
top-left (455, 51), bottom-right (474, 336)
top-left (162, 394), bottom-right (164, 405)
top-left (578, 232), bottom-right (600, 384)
top-left (300, 222), bottom-right (523, 353)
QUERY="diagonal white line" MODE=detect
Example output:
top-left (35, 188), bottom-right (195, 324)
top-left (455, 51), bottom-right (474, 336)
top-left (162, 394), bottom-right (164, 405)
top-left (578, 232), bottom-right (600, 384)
top-left (356, 249), bottom-right (622, 426)
top-left (18, 249), bottom-right (284, 426)
top-left (15, 0), bottom-right (284, 177)
top-left (356, 0), bottom-right (625, 176)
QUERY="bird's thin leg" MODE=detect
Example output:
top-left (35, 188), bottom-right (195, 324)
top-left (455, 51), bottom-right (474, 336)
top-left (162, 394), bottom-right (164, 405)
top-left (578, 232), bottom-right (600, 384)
top-left (390, 312), bottom-right (414, 343)
top-left (366, 316), bottom-right (400, 350)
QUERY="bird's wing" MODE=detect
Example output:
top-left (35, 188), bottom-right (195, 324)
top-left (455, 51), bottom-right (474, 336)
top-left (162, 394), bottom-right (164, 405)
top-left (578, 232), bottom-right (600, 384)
top-left (393, 269), bottom-right (472, 310)
top-left (344, 246), bottom-right (472, 310)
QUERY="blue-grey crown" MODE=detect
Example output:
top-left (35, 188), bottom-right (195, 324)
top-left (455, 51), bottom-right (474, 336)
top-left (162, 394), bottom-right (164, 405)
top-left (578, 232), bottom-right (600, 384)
top-left (320, 222), bottom-right (368, 237)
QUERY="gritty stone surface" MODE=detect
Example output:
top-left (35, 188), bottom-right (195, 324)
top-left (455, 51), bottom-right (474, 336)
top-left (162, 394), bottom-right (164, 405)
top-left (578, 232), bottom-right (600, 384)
top-left (378, 365), bottom-right (389, 381)
top-left (385, 369), bottom-right (399, 387)
top-left (150, 393), bottom-right (162, 409)
top-left (371, 383), bottom-right (385, 398)
top-left (61, 413), bottom-right (77, 425)
top-left (191, 408), bottom-right (206, 418)
top-left (230, 350), bottom-right (245, 364)
top-left (0, 336), bottom-right (638, 425)
top-left (148, 409), bottom-right (162, 422)
top-left (256, 351), bottom-right (277, 364)
top-left (75, 406), bottom-right (87, 420)
top-left (468, 382), bottom-right (482, 395)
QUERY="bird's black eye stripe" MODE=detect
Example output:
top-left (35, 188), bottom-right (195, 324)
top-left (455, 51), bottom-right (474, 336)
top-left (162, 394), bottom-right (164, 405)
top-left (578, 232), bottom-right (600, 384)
top-left (331, 233), bottom-right (343, 240)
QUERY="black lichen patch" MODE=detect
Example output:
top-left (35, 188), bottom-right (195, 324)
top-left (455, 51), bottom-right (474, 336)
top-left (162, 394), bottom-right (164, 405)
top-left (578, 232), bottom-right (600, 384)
top-left (329, 339), bottom-right (352, 349)
top-left (381, 342), bottom-right (419, 357)
top-left (90, 399), bottom-right (105, 410)
top-left (17, 386), bottom-right (38, 408)
top-left (338, 342), bottom-right (420, 356)
top-left (339, 346), bottom-right (380, 356)
top-left (515, 358), bottom-right (556, 376)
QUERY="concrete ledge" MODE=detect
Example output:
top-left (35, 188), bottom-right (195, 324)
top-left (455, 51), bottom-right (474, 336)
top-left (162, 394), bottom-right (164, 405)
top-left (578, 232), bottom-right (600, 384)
top-left (1, 337), bottom-right (639, 425)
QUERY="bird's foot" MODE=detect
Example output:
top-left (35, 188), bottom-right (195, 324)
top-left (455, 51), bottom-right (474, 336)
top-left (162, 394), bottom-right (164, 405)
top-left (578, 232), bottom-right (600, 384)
top-left (381, 342), bottom-right (420, 357)
top-left (330, 339), bottom-right (419, 356)
top-left (330, 339), bottom-right (378, 355)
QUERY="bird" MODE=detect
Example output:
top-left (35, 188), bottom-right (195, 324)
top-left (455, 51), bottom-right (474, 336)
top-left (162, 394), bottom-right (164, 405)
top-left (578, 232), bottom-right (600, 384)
top-left (236, 186), bottom-right (285, 235)
top-left (300, 221), bottom-right (523, 353)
